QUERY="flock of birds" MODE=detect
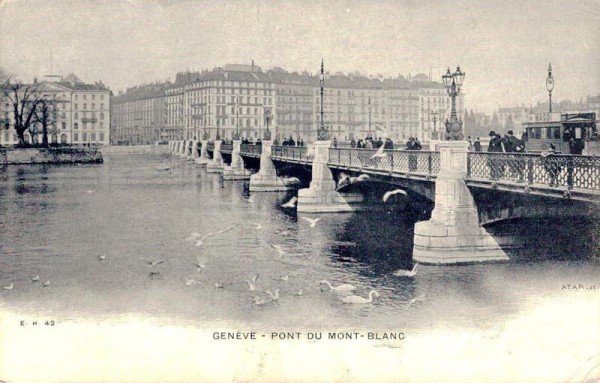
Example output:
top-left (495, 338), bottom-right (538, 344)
top-left (1, 159), bottom-right (422, 311)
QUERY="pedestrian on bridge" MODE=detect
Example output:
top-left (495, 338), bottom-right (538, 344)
top-left (542, 143), bottom-right (560, 187)
top-left (487, 131), bottom-right (505, 180)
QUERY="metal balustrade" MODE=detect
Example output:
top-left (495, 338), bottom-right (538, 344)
top-left (467, 152), bottom-right (600, 191)
top-left (271, 145), bottom-right (310, 162)
top-left (239, 144), bottom-right (261, 157)
top-left (328, 148), bottom-right (440, 177)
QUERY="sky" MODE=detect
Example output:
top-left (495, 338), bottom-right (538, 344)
top-left (1, 0), bottom-right (599, 113)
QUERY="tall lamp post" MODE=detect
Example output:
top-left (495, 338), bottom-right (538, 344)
top-left (431, 110), bottom-right (438, 140)
top-left (317, 59), bottom-right (329, 141)
top-left (442, 66), bottom-right (466, 140)
top-left (263, 107), bottom-right (272, 140)
top-left (234, 95), bottom-right (240, 140)
top-left (546, 63), bottom-right (554, 113)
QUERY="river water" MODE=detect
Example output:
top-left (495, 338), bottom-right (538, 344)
top-left (1, 152), bottom-right (599, 382)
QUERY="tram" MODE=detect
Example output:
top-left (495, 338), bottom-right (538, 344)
top-left (523, 112), bottom-right (597, 154)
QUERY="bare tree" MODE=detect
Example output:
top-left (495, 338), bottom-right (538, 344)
top-left (33, 97), bottom-right (58, 147)
top-left (1, 78), bottom-right (48, 147)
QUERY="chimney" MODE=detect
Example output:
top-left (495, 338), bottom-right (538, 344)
top-left (251, 59), bottom-right (255, 73)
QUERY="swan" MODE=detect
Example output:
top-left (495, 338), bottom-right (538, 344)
top-left (356, 174), bottom-right (370, 181)
top-left (246, 274), bottom-right (259, 291)
top-left (42, 280), bottom-right (50, 287)
top-left (341, 290), bottom-right (379, 304)
top-left (393, 263), bottom-right (418, 277)
top-left (185, 278), bottom-right (199, 286)
top-left (319, 280), bottom-right (356, 292)
top-left (3, 283), bottom-right (13, 290)
top-left (253, 223), bottom-right (263, 230)
top-left (98, 254), bottom-right (106, 261)
top-left (214, 282), bottom-right (224, 288)
top-left (281, 196), bottom-right (298, 208)
top-left (295, 289), bottom-right (303, 296)
top-left (279, 275), bottom-right (289, 282)
top-left (31, 275), bottom-right (40, 282)
top-left (382, 189), bottom-right (407, 202)
top-left (265, 289), bottom-right (280, 301)
top-left (300, 217), bottom-right (321, 228)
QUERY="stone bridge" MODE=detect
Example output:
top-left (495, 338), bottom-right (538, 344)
top-left (168, 139), bottom-right (599, 265)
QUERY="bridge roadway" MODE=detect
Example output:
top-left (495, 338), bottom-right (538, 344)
top-left (171, 139), bottom-right (599, 265)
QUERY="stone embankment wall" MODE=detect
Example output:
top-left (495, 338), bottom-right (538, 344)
top-left (1, 147), bottom-right (103, 165)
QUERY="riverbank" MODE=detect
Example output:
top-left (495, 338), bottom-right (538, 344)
top-left (0, 147), bottom-right (103, 165)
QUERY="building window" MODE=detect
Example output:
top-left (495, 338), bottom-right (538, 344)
top-left (82, 132), bottom-right (87, 141)
top-left (73, 133), bottom-right (78, 141)
top-left (83, 94), bottom-right (87, 100)
top-left (74, 123), bottom-right (79, 130)
top-left (100, 103), bottom-right (104, 109)
top-left (62, 122), bottom-right (66, 130)
top-left (99, 132), bottom-right (104, 141)
top-left (92, 103), bottom-right (95, 109)
top-left (74, 103), bottom-right (78, 110)
top-left (83, 103), bottom-right (87, 109)
top-left (91, 133), bottom-right (96, 141)
top-left (74, 112), bottom-right (79, 119)
top-left (92, 94), bottom-right (95, 100)
top-left (74, 95), bottom-right (78, 100)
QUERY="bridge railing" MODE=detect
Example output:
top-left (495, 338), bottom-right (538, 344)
top-left (271, 145), bottom-right (309, 162)
top-left (467, 152), bottom-right (600, 191)
top-left (328, 148), bottom-right (441, 176)
top-left (220, 143), bottom-right (233, 153)
top-left (240, 144), bottom-right (261, 156)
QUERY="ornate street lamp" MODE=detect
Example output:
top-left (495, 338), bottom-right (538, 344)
top-left (546, 63), bottom-right (554, 113)
top-left (442, 66), bottom-right (466, 140)
top-left (263, 107), bottom-right (272, 140)
top-left (216, 118), bottom-right (221, 140)
top-left (317, 59), bottom-right (329, 141)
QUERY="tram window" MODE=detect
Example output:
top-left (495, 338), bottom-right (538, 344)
top-left (545, 128), bottom-right (552, 139)
top-left (552, 127), bottom-right (560, 139)
top-left (532, 127), bottom-right (541, 139)
top-left (575, 127), bottom-right (582, 139)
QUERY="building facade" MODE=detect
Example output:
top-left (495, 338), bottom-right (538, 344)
top-left (0, 73), bottom-right (111, 146)
top-left (109, 63), bottom-right (463, 146)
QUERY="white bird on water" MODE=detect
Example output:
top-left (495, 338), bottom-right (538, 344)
top-left (383, 189), bottom-right (407, 202)
top-left (252, 295), bottom-right (268, 305)
top-left (356, 174), bottom-right (370, 182)
top-left (192, 256), bottom-right (206, 271)
top-left (279, 275), bottom-right (289, 282)
top-left (295, 289), bottom-right (304, 296)
top-left (246, 274), bottom-right (260, 291)
top-left (98, 254), bottom-right (106, 261)
top-left (42, 280), bottom-right (50, 287)
top-left (146, 260), bottom-right (164, 267)
top-left (319, 280), bottom-right (356, 292)
top-left (31, 275), bottom-right (40, 283)
top-left (300, 217), bottom-right (321, 228)
top-left (3, 283), bottom-right (14, 290)
top-left (281, 196), bottom-right (298, 208)
top-left (214, 282), bottom-right (224, 289)
top-left (185, 278), bottom-right (199, 286)
top-left (253, 223), bottom-right (263, 230)
top-left (393, 263), bottom-right (418, 277)
top-left (341, 290), bottom-right (380, 304)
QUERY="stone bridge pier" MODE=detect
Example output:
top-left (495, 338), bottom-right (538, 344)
top-left (297, 141), bottom-right (363, 212)
top-left (413, 141), bottom-right (511, 264)
top-left (195, 140), bottom-right (209, 165)
top-left (249, 141), bottom-right (290, 191)
top-left (206, 140), bottom-right (224, 173)
top-left (223, 140), bottom-right (251, 180)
